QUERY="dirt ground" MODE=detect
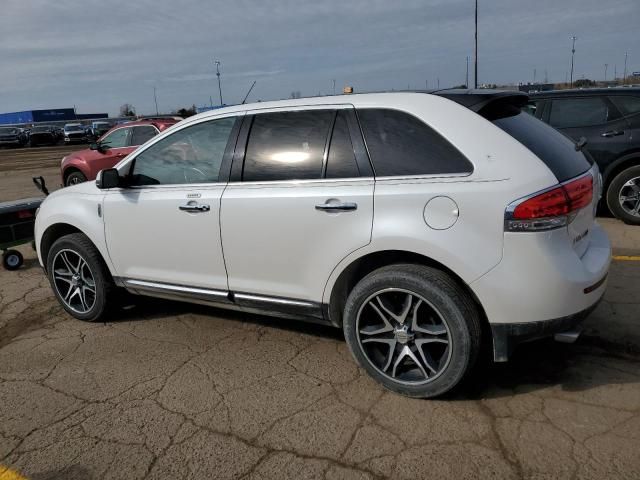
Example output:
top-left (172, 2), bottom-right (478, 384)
top-left (1, 146), bottom-right (639, 479)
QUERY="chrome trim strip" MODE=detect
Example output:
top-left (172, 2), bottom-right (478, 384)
top-left (233, 293), bottom-right (316, 308)
top-left (124, 279), bottom-right (228, 298)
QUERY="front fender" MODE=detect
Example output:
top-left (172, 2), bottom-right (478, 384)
top-left (35, 190), bottom-right (111, 273)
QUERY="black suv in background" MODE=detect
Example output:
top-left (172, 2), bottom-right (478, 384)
top-left (529, 88), bottom-right (640, 224)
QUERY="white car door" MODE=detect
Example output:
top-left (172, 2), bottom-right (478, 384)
top-left (103, 115), bottom-right (240, 292)
top-left (220, 106), bottom-right (374, 304)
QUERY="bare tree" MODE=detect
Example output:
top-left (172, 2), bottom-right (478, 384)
top-left (289, 91), bottom-right (302, 99)
top-left (119, 103), bottom-right (136, 117)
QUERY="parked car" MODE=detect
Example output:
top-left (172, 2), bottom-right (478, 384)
top-left (35, 91), bottom-right (610, 398)
top-left (28, 125), bottom-right (59, 147)
top-left (90, 121), bottom-right (112, 139)
top-left (0, 126), bottom-right (28, 147)
top-left (63, 123), bottom-right (88, 144)
top-left (529, 88), bottom-right (640, 224)
top-left (60, 119), bottom-right (178, 185)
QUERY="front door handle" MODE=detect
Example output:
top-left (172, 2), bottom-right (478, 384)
top-left (601, 130), bottom-right (624, 137)
top-left (315, 202), bottom-right (358, 212)
top-left (179, 203), bottom-right (210, 212)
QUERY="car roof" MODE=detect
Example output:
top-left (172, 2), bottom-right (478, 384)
top-left (185, 89), bottom-right (528, 123)
top-left (530, 87), bottom-right (640, 98)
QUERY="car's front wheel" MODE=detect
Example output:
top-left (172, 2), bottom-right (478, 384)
top-left (607, 165), bottom-right (640, 225)
top-left (65, 171), bottom-right (87, 186)
top-left (46, 233), bottom-right (113, 321)
top-left (343, 264), bottom-right (481, 398)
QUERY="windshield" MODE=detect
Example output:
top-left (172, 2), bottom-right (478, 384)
top-left (0, 128), bottom-right (18, 134)
top-left (32, 126), bottom-right (51, 132)
top-left (65, 125), bottom-right (83, 132)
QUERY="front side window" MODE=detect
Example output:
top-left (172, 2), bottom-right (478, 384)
top-left (129, 117), bottom-right (236, 186)
top-left (130, 126), bottom-right (157, 146)
top-left (242, 110), bottom-right (333, 182)
top-left (358, 109), bottom-right (472, 176)
top-left (101, 128), bottom-right (130, 148)
top-left (548, 97), bottom-right (611, 128)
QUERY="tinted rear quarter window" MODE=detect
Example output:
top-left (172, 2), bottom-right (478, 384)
top-left (357, 109), bottom-right (472, 176)
top-left (488, 105), bottom-right (591, 182)
top-left (243, 110), bottom-right (333, 182)
top-left (130, 126), bottom-right (157, 146)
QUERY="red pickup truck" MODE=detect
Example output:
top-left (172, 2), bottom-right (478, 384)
top-left (61, 119), bottom-right (178, 186)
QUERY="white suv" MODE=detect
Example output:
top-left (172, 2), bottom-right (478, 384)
top-left (34, 91), bottom-right (611, 398)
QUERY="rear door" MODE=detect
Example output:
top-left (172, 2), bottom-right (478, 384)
top-left (220, 106), bottom-right (374, 302)
top-left (546, 96), bottom-right (631, 169)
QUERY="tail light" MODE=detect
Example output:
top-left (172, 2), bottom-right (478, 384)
top-left (505, 173), bottom-right (593, 232)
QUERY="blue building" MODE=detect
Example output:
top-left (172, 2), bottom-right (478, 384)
top-left (0, 109), bottom-right (108, 125)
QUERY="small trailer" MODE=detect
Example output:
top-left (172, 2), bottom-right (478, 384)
top-left (0, 177), bottom-right (48, 270)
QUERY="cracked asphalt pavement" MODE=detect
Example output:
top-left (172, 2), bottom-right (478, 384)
top-left (1, 147), bottom-right (639, 479)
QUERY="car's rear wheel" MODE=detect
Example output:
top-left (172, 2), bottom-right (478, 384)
top-left (343, 264), bottom-right (481, 398)
top-left (46, 233), bottom-right (113, 321)
top-left (65, 171), bottom-right (87, 186)
top-left (607, 165), bottom-right (640, 225)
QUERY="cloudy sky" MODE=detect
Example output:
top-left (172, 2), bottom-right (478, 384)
top-left (1, 0), bottom-right (637, 116)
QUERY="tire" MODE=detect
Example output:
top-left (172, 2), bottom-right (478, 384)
top-left (3, 250), bottom-right (24, 270)
top-left (65, 171), bottom-right (87, 187)
top-left (606, 165), bottom-right (640, 225)
top-left (343, 264), bottom-right (481, 398)
top-left (46, 233), bottom-right (113, 321)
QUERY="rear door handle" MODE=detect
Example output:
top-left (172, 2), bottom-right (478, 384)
top-left (179, 204), bottom-right (210, 212)
top-left (601, 130), bottom-right (624, 137)
top-left (315, 202), bottom-right (358, 212)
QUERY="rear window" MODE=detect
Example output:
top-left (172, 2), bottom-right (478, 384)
top-left (483, 101), bottom-right (591, 182)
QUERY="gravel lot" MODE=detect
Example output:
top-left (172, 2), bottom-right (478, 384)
top-left (1, 146), bottom-right (639, 479)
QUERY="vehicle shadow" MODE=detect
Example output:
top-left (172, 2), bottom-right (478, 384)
top-left (105, 296), bottom-right (640, 399)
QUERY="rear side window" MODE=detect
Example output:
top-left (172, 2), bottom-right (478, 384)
top-left (130, 126), bottom-right (157, 146)
top-left (325, 111), bottom-right (360, 179)
top-left (548, 97), bottom-right (613, 128)
top-left (609, 96), bottom-right (640, 116)
top-left (491, 108), bottom-right (591, 182)
top-left (243, 110), bottom-right (333, 182)
top-left (357, 109), bottom-right (472, 176)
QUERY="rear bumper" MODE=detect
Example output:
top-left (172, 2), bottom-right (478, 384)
top-left (490, 295), bottom-right (602, 361)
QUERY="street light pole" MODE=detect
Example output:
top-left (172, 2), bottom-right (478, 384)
top-left (623, 52), bottom-right (628, 85)
top-left (214, 60), bottom-right (223, 106)
top-left (466, 56), bottom-right (469, 88)
top-left (153, 86), bottom-right (159, 115)
top-left (604, 64), bottom-right (608, 82)
top-left (569, 36), bottom-right (577, 88)
top-left (474, 0), bottom-right (478, 88)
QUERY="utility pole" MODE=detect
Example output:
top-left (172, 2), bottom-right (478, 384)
top-left (332, 79), bottom-right (336, 95)
top-left (466, 56), bottom-right (469, 88)
top-left (533, 68), bottom-right (537, 83)
top-left (614, 65), bottom-right (617, 82)
top-left (623, 52), bottom-right (628, 85)
top-left (153, 86), bottom-right (159, 115)
top-left (437, 77), bottom-right (440, 89)
top-left (544, 69), bottom-right (548, 83)
top-left (425, 79), bottom-right (428, 89)
top-left (209, 96), bottom-right (213, 108)
top-left (214, 60), bottom-right (223, 106)
top-left (604, 64), bottom-right (608, 82)
top-left (474, 0), bottom-right (478, 88)
top-left (569, 36), bottom-right (577, 88)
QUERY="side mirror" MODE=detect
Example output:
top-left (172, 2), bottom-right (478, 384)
top-left (96, 168), bottom-right (121, 189)
top-left (90, 142), bottom-right (109, 153)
